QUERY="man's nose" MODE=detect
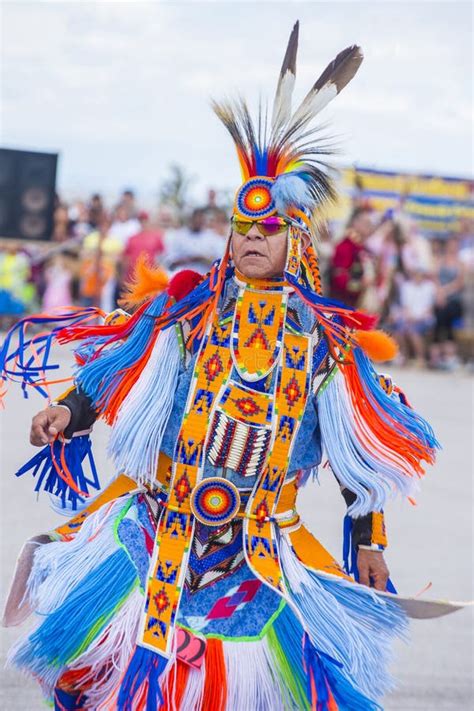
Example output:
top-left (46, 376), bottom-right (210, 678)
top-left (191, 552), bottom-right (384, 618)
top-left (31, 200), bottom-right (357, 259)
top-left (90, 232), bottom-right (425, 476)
top-left (246, 224), bottom-right (264, 239)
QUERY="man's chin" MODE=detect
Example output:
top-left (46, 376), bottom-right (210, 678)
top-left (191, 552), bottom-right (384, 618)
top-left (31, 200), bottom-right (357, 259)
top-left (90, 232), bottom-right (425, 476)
top-left (238, 264), bottom-right (267, 279)
top-left (237, 266), bottom-right (284, 280)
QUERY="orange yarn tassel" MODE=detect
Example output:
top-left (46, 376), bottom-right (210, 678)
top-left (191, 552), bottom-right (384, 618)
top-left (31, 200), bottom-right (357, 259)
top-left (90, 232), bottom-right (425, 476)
top-left (120, 255), bottom-right (169, 310)
top-left (354, 329), bottom-right (398, 363)
top-left (202, 639), bottom-right (227, 711)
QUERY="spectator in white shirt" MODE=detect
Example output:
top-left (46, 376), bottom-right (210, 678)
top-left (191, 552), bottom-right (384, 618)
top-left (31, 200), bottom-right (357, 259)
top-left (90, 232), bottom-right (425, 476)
top-left (163, 208), bottom-right (226, 275)
top-left (109, 205), bottom-right (141, 248)
top-left (391, 269), bottom-right (436, 365)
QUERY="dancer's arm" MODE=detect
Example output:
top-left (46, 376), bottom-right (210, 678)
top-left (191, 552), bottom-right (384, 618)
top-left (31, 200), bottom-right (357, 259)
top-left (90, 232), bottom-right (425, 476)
top-left (30, 388), bottom-right (97, 445)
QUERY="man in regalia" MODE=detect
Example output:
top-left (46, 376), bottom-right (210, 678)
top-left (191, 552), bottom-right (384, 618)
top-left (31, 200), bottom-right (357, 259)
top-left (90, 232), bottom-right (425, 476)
top-left (2, 22), bottom-right (441, 711)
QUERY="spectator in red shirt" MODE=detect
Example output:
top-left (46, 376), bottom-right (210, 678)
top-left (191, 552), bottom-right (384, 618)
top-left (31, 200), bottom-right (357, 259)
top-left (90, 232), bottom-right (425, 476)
top-left (330, 206), bottom-right (376, 308)
top-left (122, 211), bottom-right (165, 284)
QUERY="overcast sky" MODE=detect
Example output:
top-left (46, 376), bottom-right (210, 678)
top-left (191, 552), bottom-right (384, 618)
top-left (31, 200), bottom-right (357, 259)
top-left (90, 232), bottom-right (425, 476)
top-left (1, 1), bottom-right (472, 204)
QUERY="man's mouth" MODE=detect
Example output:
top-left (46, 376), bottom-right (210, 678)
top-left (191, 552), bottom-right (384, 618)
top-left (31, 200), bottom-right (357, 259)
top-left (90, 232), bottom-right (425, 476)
top-left (243, 250), bottom-right (264, 258)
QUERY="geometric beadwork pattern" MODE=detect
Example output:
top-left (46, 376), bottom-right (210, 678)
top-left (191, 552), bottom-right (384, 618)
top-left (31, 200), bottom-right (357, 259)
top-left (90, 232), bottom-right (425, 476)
top-left (234, 176), bottom-right (276, 220)
top-left (244, 329), bottom-right (311, 592)
top-left (185, 519), bottom-right (245, 593)
top-left (190, 477), bottom-right (241, 527)
top-left (139, 290), bottom-right (315, 657)
top-left (284, 225), bottom-right (302, 278)
top-left (231, 287), bottom-right (288, 381)
top-left (219, 381), bottom-right (273, 426)
top-left (207, 410), bottom-right (272, 479)
top-left (207, 379), bottom-right (274, 478)
top-left (140, 319), bottom-right (233, 656)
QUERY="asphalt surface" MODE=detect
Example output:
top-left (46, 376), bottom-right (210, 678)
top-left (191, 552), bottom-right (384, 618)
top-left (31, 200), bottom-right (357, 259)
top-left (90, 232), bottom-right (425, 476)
top-left (0, 352), bottom-right (472, 710)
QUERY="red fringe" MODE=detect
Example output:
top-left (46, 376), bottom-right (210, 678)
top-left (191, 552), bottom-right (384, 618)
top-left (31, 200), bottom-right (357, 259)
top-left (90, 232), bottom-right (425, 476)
top-left (160, 659), bottom-right (190, 711)
top-left (58, 299), bottom-right (152, 349)
top-left (202, 639), bottom-right (227, 711)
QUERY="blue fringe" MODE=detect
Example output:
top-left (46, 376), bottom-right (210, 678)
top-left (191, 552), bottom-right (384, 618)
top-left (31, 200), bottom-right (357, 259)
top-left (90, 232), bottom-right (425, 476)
top-left (273, 604), bottom-right (382, 711)
top-left (322, 653), bottom-right (383, 711)
top-left (342, 515), bottom-right (397, 593)
top-left (281, 537), bottom-right (408, 703)
top-left (54, 687), bottom-right (86, 710)
top-left (0, 308), bottom-right (100, 400)
top-left (303, 632), bottom-right (332, 709)
top-left (12, 549), bottom-right (138, 678)
top-left (273, 605), bottom-right (311, 710)
top-left (75, 293), bottom-right (168, 411)
top-left (342, 515), bottom-right (358, 579)
top-left (117, 645), bottom-right (167, 711)
top-left (285, 271), bottom-right (359, 317)
top-left (15, 435), bottom-right (100, 510)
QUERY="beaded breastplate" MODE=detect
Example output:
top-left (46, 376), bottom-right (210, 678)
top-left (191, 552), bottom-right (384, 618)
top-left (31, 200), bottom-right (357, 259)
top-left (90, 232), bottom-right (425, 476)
top-left (140, 277), bottom-right (314, 657)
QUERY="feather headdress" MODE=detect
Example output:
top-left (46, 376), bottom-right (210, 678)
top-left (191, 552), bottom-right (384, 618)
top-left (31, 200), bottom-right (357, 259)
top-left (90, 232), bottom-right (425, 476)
top-left (213, 21), bottom-right (363, 233)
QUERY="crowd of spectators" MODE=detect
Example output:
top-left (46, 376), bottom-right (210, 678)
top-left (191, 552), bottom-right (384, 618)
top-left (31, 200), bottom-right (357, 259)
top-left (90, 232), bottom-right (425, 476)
top-left (0, 188), bottom-right (472, 371)
top-left (325, 204), bottom-right (472, 370)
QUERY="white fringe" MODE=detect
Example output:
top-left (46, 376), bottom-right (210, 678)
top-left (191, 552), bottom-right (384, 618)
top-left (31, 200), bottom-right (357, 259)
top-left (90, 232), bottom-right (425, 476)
top-left (178, 665), bottom-right (205, 711)
top-left (280, 534), bottom-right (405, 700)
top-left (108, 327), bottom-right (181, 484)
top-left (223, 638), bottom-right (287, 711)
top-left (318, 371), bottom-right (418, 516)
top-left (27, 495), bottom-right (133, 614)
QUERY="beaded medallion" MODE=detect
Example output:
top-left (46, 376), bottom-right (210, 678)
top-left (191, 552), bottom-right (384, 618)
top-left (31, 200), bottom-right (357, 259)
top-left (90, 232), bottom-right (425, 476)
top-left (190, 478), bottom-right (241, 526)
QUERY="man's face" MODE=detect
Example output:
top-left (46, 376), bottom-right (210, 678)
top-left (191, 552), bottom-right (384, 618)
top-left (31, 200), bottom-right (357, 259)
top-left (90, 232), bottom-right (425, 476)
top-left (190, 211), bottom-right (205, 232)
top-left (352, 211), bottom-right (374, 241)
top-left (231, 223), bottom-right (289, 278)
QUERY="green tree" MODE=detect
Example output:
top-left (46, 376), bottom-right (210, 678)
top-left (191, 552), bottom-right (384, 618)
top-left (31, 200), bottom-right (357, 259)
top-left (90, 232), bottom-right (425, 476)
top-left (158, 164), bottom-right (194, 221)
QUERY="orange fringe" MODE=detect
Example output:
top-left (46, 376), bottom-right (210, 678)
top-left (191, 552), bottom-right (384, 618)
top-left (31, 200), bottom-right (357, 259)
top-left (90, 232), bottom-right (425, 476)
top-left (202, 639), bottom-right (227, 711)
top-left (341, 361), bottom-right (433, 475)
top-left (119, 254), bottom-right (169, 310)
top-left (49, 436), bottom-right (88, 497)
top-left (354, 329), bottom-right (398, 363)
top-left (99, 329), bottom-right (159, 425)
top-left (56, 667), bottom-right (90, 695)
top-left (161, 659), bottom-right (190, 711)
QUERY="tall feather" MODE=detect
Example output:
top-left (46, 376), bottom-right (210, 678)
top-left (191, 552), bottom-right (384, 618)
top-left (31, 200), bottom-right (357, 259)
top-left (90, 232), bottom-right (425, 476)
top-left (287, 45), bottom-right (363, 136)
top-left (212, 26), bottom-right (363, 222)
top-left (271, 21), bottom-right (299, 134)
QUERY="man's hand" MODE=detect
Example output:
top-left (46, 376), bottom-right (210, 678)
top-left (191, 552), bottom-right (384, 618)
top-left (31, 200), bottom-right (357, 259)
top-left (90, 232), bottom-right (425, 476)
top-left (30, 406), bottom-right (71, 446)
top-left (357, 549), bottom-right (390, 591)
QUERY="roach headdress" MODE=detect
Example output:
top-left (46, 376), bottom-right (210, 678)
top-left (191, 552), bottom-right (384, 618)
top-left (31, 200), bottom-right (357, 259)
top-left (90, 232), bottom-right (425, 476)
top-left (213, 21), bottom-right (364, 236)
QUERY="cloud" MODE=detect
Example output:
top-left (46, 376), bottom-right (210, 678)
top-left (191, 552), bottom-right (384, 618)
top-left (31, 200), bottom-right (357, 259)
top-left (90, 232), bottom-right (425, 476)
top-left (1, 1), bottom-right (472, 203)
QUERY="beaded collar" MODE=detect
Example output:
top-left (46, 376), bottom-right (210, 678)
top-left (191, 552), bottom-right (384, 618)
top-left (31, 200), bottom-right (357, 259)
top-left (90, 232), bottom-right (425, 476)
top-left (233, 269), bottom-right (294, 293)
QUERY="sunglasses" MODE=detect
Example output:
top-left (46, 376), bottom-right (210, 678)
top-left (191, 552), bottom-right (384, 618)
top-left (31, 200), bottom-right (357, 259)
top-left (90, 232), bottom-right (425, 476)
top-left (231, 217), bottom-right (289, 237)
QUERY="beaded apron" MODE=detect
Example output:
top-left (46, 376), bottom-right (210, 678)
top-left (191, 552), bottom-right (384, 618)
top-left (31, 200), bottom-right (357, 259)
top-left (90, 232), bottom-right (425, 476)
top-left (139, 280), bottom-right (312, 657)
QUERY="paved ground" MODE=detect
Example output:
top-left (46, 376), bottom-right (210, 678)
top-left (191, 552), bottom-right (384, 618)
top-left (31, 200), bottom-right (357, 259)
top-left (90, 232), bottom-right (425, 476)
top-left (0, 352), bottom-right (472, 709)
